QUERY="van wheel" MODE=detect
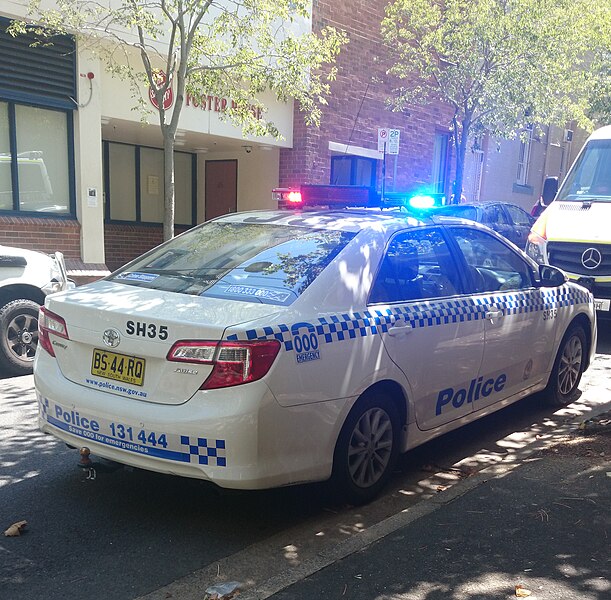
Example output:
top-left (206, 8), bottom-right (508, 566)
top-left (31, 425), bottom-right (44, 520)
top-left (332, 392), bottom-right (400, 505)
top-left (545, 324), bottom-right (586, 407)
top-left (0, 299), bottom-right (41, 376)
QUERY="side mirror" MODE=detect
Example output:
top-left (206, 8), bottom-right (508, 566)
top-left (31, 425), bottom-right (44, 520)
top-left (541, 177), bottom-right (558, 204)
top-left (538, 264), bottom-right (567, 287)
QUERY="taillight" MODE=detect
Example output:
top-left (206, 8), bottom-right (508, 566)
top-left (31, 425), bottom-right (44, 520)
top-left (39, 307), bottom-right (69, 357)
top-left (167, 340), bottom-right (281, 389)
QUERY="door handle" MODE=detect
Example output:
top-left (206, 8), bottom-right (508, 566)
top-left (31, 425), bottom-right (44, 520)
top-left (388, 323), bottom-right (413, 336)
top-left (485, 310), bottom-right (503, 320)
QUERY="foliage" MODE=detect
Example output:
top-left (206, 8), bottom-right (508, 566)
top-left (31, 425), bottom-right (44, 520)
top-left (382, 0), bottom-right (610, 198)
top-left (10, 1), bottom-right (347, 239)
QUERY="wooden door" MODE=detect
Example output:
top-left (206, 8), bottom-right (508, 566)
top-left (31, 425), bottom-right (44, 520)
top-left (205, 160), bottom-right (237, 220)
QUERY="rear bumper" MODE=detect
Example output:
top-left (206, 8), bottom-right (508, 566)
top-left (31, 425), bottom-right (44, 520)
top-left (34, 352), bottom-right (345, 489)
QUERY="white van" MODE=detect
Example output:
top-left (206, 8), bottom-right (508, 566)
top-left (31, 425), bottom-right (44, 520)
top-left (526, 125), bottom-right (611, 318)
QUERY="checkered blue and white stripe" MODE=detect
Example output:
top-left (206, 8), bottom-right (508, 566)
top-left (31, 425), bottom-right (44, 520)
top-left (40, 396), bottom-right (50, 417)
top-left (226, 286), bottom-right (591, 352)
top-left (180, 436), bottom-right (227, 467)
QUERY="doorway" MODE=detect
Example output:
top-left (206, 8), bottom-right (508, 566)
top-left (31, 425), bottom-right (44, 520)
top-left (205, 160), bottom-right (237, 220)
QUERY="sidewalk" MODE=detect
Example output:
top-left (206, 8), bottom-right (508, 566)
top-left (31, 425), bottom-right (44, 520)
top-left (265, 413), bottom-right (610, 600)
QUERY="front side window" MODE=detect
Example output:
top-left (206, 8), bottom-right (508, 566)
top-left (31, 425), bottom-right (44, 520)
top-left (451, 227), bottom-right (533, 293)
top-left (0, 101), bottom-right (72, 214)
top-left (109, 222), bottom-right (355, 305)
top-left (370, 228), bottom-right (460, 304)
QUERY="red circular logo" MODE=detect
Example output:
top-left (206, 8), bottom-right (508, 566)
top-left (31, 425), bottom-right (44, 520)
top-left (149, 71), bottom-right (174, 110)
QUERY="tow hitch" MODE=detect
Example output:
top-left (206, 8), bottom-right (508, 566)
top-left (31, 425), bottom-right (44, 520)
top-left (77, 447), bottom-right (125, 480)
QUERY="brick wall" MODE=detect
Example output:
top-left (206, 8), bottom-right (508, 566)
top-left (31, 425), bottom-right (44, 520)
top-left (279, 0), bottom-right (455, 195)
top-left (104, 223), bottom-right (190, 272)
top-left (0, 215), bottom-right (80, 257)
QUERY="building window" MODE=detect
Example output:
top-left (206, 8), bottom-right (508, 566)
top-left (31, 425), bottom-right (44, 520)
top-left (104, 141), bottom-right (195, 226)
top-left (432, 133), bottom-right (450, 194)
top-left (516, 126), bottom-right (533, 186)
top-left (330, 155), bottom-right (377, 188)
top-left (0, 101), bottom-right (73, 215)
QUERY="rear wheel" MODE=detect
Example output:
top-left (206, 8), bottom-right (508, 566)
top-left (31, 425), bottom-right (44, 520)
top-left (332, 392), bottom-right (400, 505)
top-left (0, 299), bottom-right (41, 376)
top-left (545, 324), bottom-right (586, 407)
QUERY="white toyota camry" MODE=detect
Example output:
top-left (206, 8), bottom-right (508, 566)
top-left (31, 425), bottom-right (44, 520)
top-left (34, 206), bottom-right (596, 503)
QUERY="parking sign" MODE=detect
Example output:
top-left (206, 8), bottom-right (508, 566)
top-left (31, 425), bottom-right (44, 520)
top-left (378, 128), bottom-right (400, 154)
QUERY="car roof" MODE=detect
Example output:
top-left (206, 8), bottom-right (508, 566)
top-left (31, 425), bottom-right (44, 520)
top-left (434, 201), bottom-right (529, 211)
top-left (215, 208), bottom-right (436, 233)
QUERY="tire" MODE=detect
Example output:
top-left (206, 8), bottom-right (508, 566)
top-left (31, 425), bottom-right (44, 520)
top-left (545, 324), bottom-right (587, 407)
top-left (0, 299), bottom-right (41, 376)
top-left (332, 391), bottom-right (400, 505)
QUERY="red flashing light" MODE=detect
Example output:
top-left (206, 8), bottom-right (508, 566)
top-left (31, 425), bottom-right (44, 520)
top-left (287, 191), bottom-right (302, 204)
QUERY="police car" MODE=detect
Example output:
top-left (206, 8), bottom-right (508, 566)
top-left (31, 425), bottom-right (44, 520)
top-left (35, 203), bottom-right (596, 503)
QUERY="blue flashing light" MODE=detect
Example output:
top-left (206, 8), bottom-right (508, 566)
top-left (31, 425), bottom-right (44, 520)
top-left (408, 195), bottom-right (436, 209)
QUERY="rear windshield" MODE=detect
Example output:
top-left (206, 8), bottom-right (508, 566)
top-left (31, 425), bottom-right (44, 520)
top-left (109, 222), bottom-right (355, 305)
top-left (434, 206), bottom-right (478, 220)
top-left (557, 139), bottom-right (611, 202)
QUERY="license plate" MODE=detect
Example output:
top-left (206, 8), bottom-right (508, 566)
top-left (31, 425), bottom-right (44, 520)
top-left (91, 348), bottom-right (145, 386)
top-left (594, 298), bottom-right (610, 311)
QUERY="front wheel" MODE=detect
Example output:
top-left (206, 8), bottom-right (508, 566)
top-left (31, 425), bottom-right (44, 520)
top-left (0, 299), bottom-right (41, 376)
top-left (545, 324), bottom-right (587, 407)
top-left (332, 392), bottom-right (400, 505)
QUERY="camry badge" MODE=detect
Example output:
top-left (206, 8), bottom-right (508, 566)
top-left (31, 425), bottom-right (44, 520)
top-left (581, 247), bottom-right (602, 270)
top-left (102, 328), bottom-right (121, 348)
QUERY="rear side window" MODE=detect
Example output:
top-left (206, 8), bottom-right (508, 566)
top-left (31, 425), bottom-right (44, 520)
top-left (436, 206), bottom-right (478, 220)
top-left (483, 205), bottom-right (509, 225)
top-left (109, 222), bottom-right (355, 305)
top-left (370, 228), bottom-right (461, 303)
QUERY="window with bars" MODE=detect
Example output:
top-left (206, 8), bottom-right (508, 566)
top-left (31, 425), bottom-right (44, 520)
top-left (516, 127), bottom-right (533, 186)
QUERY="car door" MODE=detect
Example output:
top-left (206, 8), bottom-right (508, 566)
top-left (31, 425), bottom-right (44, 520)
top-left (370, 226), bottom-right (485, 431)
top-left (503, 204), bottom-right (535, 250)
top-left (448, 226), bottom-right (559, 413)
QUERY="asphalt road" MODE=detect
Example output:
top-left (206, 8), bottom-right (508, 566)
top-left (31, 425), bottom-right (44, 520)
top-left (1, 326), bottom-right (609, 600)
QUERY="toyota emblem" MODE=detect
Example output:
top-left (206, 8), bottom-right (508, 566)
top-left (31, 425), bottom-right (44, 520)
top-left (581, 247), bottom-right (602, 270)
top-left (102, 328), bottom-right (121, 348)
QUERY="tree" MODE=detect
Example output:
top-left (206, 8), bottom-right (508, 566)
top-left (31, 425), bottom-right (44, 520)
top-left (381, 0), bottom-right (610, 202)
top-left (11, 1), bottom-right (346, 240)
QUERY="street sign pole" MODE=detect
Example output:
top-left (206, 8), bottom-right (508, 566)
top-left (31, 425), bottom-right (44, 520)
top-left (382, 141), bottom-right (386, 202)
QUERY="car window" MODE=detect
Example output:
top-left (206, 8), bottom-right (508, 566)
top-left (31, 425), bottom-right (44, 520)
top-left (482, 205), bottom-right (509, 225)
top-left (109, 222), bottom-right (355, 305)
top-left (435, 206), bottom-right (478, 220)
top-left (505, 204), bottom-right (532, 226)
top-left (451, 227), bottom-right (533, 293)
top-left (370, 228), bottom-right (460, 303)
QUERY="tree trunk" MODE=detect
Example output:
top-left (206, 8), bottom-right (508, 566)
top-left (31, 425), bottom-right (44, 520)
top-left (163, 134), bottom-right (176, 241)
top-left (452, 115), bottom-right (471, 204)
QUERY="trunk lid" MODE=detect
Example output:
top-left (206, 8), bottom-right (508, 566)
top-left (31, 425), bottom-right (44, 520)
top-left (46, 281), bottom-right (281, 404)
